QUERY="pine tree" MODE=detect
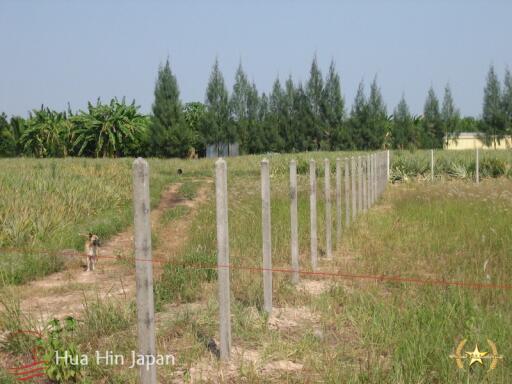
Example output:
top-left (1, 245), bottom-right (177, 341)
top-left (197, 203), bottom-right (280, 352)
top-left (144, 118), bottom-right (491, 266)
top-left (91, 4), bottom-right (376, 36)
top-left (202, 59), bottom-right (232, 154)
top-left (392, 95), bottom-right (416, 149)
top-left (422, 87), bottom-right (443, 148)
top-left (321, 60), bottom-right (346, 149)
top-left (260, 91), bottom-right (282, 152)
top-left (482, 65), bottom-right (506, 148)
top-left (306, 56), bottom-right (324, 149)
top-left (230, 63), bottom-right (250, 153)
top-left (367, 76), bottom-right (388, 149)
top-left (441, 84), bottom-right (460, 146)
top-left (149, 59), bottom-right (191, 157)
top-left (293, 83), bottom-right (315, 151)
top-left (348, 80), bottom-right (368, 149)
top-left (269, 76), bottom-right (295, 152)
top-left (246, 82), bottom-right (263, 153)
top-left (268, 78), bottom-right (284, 150)
top-left (503, 68), bottom-right (512, 135)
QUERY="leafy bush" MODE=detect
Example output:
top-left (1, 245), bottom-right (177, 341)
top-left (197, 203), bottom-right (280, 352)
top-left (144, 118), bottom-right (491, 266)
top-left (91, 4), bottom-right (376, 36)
top-left (480, 157), bottom-right (506, 177)
top-left (37, 317), bottom-right (85, 383)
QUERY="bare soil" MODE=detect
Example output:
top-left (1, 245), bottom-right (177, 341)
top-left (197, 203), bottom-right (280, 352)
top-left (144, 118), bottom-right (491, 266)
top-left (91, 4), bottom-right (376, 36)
top-left (18, 181), bottom-right (210, 326)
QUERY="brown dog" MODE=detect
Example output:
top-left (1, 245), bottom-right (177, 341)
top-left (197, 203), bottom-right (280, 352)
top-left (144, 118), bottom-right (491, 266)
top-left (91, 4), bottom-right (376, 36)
top-left (85, 233), bottom-right (100, 272)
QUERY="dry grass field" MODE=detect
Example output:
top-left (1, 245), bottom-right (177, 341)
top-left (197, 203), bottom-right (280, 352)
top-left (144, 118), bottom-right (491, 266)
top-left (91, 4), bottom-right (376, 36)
top-left (1, 151), bottom-right (511, 383)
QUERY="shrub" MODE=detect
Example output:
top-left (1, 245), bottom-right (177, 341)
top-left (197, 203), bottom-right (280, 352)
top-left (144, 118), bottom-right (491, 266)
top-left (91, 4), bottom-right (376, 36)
top-left (480, 157), bottom-right (506, 177)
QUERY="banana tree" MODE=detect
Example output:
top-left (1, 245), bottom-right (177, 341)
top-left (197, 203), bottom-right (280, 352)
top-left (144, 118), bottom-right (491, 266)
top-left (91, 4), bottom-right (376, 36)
top-left (72, 98), bottom-right (145, 157)
top-left (20, 107), bottom-right (69, 157)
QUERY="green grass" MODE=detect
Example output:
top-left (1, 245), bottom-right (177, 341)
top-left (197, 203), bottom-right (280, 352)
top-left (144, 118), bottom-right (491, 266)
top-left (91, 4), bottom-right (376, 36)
top-left (178, 180), bottom-right (201, 200)
top-left (335, 179), bottom-right (512, 382)
top-left (160, 205), bottom-right (190, 225)
top-left (0, 157), bottom-right (214, 286)
top-left (150, 154), bottom-right (512, 382)
top-left (2, 151), bottom-right (512, 382)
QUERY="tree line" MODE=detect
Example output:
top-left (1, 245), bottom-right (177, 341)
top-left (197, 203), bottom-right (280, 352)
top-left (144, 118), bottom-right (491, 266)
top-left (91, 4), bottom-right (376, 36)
top-left (1, 58), bottom-right (511, 158)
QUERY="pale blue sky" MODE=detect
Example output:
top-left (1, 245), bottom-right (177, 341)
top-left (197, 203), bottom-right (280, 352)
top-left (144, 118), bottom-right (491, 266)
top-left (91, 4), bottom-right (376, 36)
top-left (1, 0), bottom-right (511, 118)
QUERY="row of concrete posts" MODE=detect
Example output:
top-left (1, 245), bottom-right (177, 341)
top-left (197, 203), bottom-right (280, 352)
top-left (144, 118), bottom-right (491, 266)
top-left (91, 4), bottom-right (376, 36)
top-left (214, 150), bottom-right (390, 361)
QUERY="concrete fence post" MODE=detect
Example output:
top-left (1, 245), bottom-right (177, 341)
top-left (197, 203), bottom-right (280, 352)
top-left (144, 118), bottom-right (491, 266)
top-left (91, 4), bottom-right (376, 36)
top-left (369, 154), bottom-right (373, 206)
top-left (351, 157), bottom-right (357, 220)
top-left (132, 158), bottom-right (157, 384)
top-left (377, 153), bottom-right (381, 198)
top-left (357, 156), bottom-right (363, 214)
top-left (381, 152), bottom-right (385, 195)
top-left (476, 147), bottom-right (480, 184)
top-left (373, 154), bottom-right (377, 203)
top-left (386, 149), bottom-right (390, 181)
top-left (309, 159), bottom-right (318, 271)
top-left (215, 158), bottom-right (231, 360)
top-left (362, 156), bottom-right (367, 212)
top-left (261, 159), bottom-right (272, 314)
top-left (289, 160), bottom-right (299, 284)
top-left (366, 155), bottom-right (371, 210)
top-left (431, 149), bottom-right (434, 182)
top-left (335, 158), bottom-right (342, 246)
top-left (324, 159), bottom-right (332, 259)
top-left (344, 158), bottom-right (350, 227)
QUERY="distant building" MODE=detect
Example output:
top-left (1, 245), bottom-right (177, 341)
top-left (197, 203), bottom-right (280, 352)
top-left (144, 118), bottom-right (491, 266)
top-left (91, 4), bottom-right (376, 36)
top-left (206, 143), bottom-right (239, 158)
top-left (444, 132), bottom-right (512, 150)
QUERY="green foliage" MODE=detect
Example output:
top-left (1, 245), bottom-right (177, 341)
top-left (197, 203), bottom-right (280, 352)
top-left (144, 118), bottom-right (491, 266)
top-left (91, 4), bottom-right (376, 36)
top-left (183, 101), bottom-right (206, 153)
top-left (503, 68), bottom-right (512, 134)
top-left (20, 107), bottom-right (72, 157)
top-left (480, 156), bottom-right (506, 177)
top-left (149, 59), bottom-right (193, 157)
top-left (390, 150), bottom-right (511, 181)
top-left (306, 56), bottom-right (324, 149)
top-left (458, 116), bottom-right (479, 132)
top-left (2, 57), bottom-right (510, 157)
top-left (367, 76), bottom-right (389, 149)
top-left (348, 81), bottom-right (369, 149)
top-left (36, 317), bottom-right (85, 383)
top-left (441, 84), bottom-right (460, 145)
top-left (481, 65), bottom-right (507, 147)
top-left (0, 252), bottom-right (63, 287)
top-left (0, 113), bottom-right (16, 157)
top-left (321, 60), bottom-right (347, 149)
top-left (73, 98), bottom-right (145, 157)
top-left (422, 87), bottom-right (443, 148)
top-left (201, 59), bottom-right (233, 150)
top-left (392, 96), bottom-right (417, 149)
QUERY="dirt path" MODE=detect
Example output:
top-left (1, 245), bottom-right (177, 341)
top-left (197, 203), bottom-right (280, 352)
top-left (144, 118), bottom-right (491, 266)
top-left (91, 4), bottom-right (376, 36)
top-left (18, 180), bottom-right (210, 325)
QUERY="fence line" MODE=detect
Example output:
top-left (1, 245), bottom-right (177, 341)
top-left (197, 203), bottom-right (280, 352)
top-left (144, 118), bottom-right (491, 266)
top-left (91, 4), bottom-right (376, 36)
top-left (18, 249), bottom-right (512, 292)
